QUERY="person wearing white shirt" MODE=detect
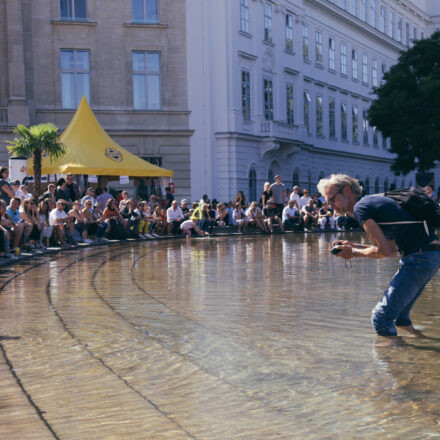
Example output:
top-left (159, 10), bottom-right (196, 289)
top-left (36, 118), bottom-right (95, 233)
top-left (166, 200), bottom-right (184, 235)
top-left (282, 199), bottom-right (301, 231)
top-left (49, 200), bottom-right (74, 245)
top-left (289, 185), bottom-right (301, 208)
top-left (299, 188), bottom-right (311, 210)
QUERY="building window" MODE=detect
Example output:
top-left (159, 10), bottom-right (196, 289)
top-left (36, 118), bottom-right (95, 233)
top-left (352, 105), bottom-right (358, 142)
top-left (248, 168), bottom-right (257, 202)
top-left (264, 78), bottom-right (273, 120)
top-left (241, 70), bottom-right (251, 120)
top-left (384, 178), bottom-right (389, 192)
top-left (381, 62), bottom-right (387, 84)
top-left (316, 96), bottom-right (323, 136)
top-left (303, 26), bottom-right (309, 60)
top-left (370, 0), bottom-right (376, 27)
top-left (60, 0), bottom-right (87, 20)
top-left (285, 13), bottom-right (293, 50)
top-left (132, 0), bottom-right (158, 23)
top-left (132, 51), bottom-right (161, 110)
top-left (352, 49), bottom-right (358, 80)
top-left (341, 43), bottom-right (347, 75)
top-left (286, 83), bottom-right (294, 125)
top-left (365, 177), bottom-right (370, 194)
top-left (382, 135), bottom-right (387, 150)
top-left (413, 27), bottom-right (417, 41)
top-left (60, 49), bottom-right (90, 109)
top-left (362, 54), bottom-right (368, 84)
top-left (304, 92), bottom-right (311, 132)
top-left (373, 126), bottom-right (378, 147)
top-left (372, 59), bottom-right (378, 87)
top-left (397, 17), bottom-right (402, 42)
top-left (315, 31), bottom-right (323, 65)
top-left (240, 0), bottom-right (250, 33)
top-left (362, 109), bottom-right (369, 144)
top-left (406, 22), bottom-right (410, 47)
top-left (388, 10), bottom-right (394, 38)
top-left (341, 103), bottom-right (347, 140)
top-left (360, 0), bottom-right (367, 21)
top-left (329, 38), bottom-right (335, 70)
top-left (379, 5), bottom-right (385, 33)
top-left (329, 99), bottom-right (336, 138)
top-left (292, 171), bottom-right (299, 187)
top-left (264, 3), bottom-right (273, 43)
top-left (421, 31), bottom-right (424, 40)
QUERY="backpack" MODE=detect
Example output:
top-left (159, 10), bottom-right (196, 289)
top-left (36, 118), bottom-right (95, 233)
top-left (377, 187), bottom-right (440, 235)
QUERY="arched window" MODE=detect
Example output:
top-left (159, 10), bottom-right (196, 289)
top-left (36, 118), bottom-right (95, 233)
top-left (375, 177), bottom-right (380, 193)
top-left (390, 180), bottom-right (396, 191)
top-left (268, 169), bottom-right (274, 183)
top-left (364, 177), bottom-right (370, 195)
top-left (383, 178), bottom-right (389, 192)
top-left (248, 168), bottom-right (257, 202)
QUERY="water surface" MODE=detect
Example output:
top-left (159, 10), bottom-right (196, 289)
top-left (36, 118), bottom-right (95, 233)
top-left (0, 233), bottom-right (439, 439)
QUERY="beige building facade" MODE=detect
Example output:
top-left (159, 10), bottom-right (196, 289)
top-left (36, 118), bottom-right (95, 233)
top-left (0, 0), bottom-right (192, 198)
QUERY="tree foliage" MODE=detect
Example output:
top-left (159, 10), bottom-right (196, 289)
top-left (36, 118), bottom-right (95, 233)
top-left (6, 123), bottom-right (67, 198)
top-left (368, 31), bottom-right (440, 175)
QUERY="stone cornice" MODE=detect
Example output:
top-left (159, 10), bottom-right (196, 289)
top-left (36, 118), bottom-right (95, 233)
top-left (304, 0), bottom-right (407, 53)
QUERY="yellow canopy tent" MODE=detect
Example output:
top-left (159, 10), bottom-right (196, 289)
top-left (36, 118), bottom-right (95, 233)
top-left (27, 96), bottom-right (173, 177)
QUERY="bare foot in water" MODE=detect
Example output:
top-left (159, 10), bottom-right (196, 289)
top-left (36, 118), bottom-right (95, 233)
top-left (398, 325), bottom-right (425, 338)
top-left (374, 336), bottom-right (408, 347)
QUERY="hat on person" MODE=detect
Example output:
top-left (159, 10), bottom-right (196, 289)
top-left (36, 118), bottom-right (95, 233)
top-left (181, 199), bottom-right (188, 203)
top-left (87, 187), bottom-right (95, 192)
top-left (12, 180), bottom-right (20, 186)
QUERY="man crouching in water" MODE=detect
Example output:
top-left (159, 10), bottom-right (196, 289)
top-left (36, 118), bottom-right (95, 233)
top-left (317, 174), bottom-right (440, 344)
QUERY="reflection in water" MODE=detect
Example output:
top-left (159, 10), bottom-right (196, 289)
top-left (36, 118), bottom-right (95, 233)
top-left (0, 233), bottom-right (439, 439)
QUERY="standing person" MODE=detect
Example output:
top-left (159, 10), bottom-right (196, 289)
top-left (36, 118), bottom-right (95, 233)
top-left (260, 182), bottom-right (273, 209)
top-left (317, 174), bottom-right (440, 343)
top-left (65, 173), bottom-right (80, 202)
top-left (270, 175), bottom-right (286, 218)
top-left (55, 178), bottom-right (73, 210)
top-left (97, 187), bottom-right (113, 210)
top-left (0, 167), bottom-right (14, 206)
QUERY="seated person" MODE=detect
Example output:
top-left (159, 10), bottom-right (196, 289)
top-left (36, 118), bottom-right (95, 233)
top-left (282, 199), bottom-right (302, 231)
top-left (232, 202), bottom-right (249, 234)
top-left (20, 199), bottom-right (42, 250)
top-left (7, 197), bottom-right (32, 251)
top-left (263, 198), bottom-right (284, 233)
top-left (49, 199), bottom-right (75, 245)
top-left (0, 200), bottom-right (14, 257)
top-left (318, 202), bottom-right (335, 230)
top-left (103, 198), bottom-right (126, 240)
top-left (119, 199), bottom-right (138, 237)
top-left (166, 200), bottom-right (184, 235)
top-left (180, 199), bottom-right (191, 219)
top-left (301, 199), bottom-right (319, 231)
top-left (69, 200), bottom-right (89, 242)
top-left (215, 202), bottom-right (229, 226)
top-left (246, 201), bottom-right (270, 233)
top-left (37, 199), bottom-right (54, 247)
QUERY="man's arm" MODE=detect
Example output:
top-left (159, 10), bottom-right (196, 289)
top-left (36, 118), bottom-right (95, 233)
top-left (336, 219), bottom-right (398, 260)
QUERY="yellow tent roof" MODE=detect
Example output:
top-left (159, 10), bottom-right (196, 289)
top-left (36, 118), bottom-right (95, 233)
top-left (27, 96), bottom-right (173, 177)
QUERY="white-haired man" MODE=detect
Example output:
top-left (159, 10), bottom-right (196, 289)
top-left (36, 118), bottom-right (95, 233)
top-left (317, 174), bottom-right (440, 343)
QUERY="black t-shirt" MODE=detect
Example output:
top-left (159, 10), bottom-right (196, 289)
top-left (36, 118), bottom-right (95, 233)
top-left (263, 206), bottom-right (277, 218)
top-left (261, 190), bottom-right (272, 205)
top-left (0, 179), bottom-right (12, 204)
top-left (55, 187), bottom-right (71, 202)
top-left (354, 194), bottom-right (437, 255)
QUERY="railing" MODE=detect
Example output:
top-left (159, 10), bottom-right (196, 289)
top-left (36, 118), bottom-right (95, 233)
top-left (260, 120), bottom-right (273, 136)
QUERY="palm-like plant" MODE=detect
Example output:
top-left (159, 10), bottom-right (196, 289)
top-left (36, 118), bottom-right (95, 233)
top-left (6, 123), bottom-right (67, 198)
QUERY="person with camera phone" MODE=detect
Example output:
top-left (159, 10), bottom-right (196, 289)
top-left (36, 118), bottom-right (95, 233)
top-left (318, 174), bottom-right (440, 345)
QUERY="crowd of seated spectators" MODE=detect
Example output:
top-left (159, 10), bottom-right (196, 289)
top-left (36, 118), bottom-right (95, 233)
top-left (0, 168), bottom-right (438, 258)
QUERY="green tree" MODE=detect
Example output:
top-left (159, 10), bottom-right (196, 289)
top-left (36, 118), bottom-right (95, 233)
top-left (368, 30), bottom-right (440, 175)
top-left (6, 123), bottom-right (67, 198)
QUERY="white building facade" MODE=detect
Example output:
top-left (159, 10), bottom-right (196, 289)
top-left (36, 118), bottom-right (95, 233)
top-left (186, 0), bottom-right (439, 202)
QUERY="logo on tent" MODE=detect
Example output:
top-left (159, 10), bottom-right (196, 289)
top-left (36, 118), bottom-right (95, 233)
top-left (105, 148), bottom-right (123, 162)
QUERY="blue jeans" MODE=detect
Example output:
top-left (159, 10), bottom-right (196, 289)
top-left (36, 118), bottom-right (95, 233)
top-left (371, 250), bottom-right (440, 336)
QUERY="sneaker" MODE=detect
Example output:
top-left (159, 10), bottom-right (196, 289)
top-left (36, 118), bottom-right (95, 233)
top-left (151, 233), bottom-right (159, 238)
top-left (83, 238), bottom-right (94, 243)
top-left (137, 234), bottom-right (145, 239)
